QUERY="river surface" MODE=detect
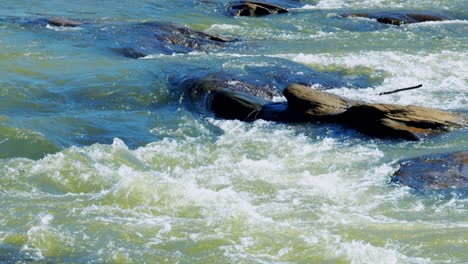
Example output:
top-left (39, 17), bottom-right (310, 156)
top-left (0, 0), bottom-right (467, 263)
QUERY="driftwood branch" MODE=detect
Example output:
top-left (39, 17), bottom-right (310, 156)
top-left (378, 84), bottom-right (423, 95)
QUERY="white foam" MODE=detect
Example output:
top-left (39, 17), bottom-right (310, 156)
top-left (407, 19), bottom-right (468, 27)
top-left (208, 24), bottom-right (242, 31)
top-left (275, 51), bottom-right (468, 110)
top-left (335, 240), bottom-right (432, 264)
top-left (300, 0), bottom-right (451, 9)
top-left (1, 120), bottom-right (466, 262)
top-left (45, 24), bottom-right (83, 31)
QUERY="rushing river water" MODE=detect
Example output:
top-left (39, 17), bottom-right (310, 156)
top-left (1, 0), bottom-right (467, 263)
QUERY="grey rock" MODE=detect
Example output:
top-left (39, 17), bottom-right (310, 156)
top-left (392, 152), bottom-right (468, 191)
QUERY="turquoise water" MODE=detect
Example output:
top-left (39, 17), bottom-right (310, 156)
top-left (0, 0), bottom-right (467, 263)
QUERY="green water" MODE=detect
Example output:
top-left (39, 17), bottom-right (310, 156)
top-left (0, 0), bottom-right (467, 263)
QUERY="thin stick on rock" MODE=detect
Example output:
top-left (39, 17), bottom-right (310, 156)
top-left (378, 84), bottom-right (423, 95)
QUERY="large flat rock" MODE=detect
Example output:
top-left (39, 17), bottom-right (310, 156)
top-left (282, 84), bottom-right (466, 140)
top-left (283, 83), bottom-right (356, 121)
top-left (342, 103), bottom-right (466, 140)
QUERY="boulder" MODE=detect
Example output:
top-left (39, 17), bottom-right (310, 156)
top-left (284, 84), bottom-right (465, 140)
top-left (341, 12), bottom-right (448, 25)
top-left (183, 79), bottom-right (465, 140)
top-left (283, 83), bottom-right (356, 121)
top-left (342, 103), bottom-right (466, 140)
top-left (230, 1), bottom-right (288, 17)
top-left (187, 75), bottom-right (284, 121)
top-left (392, 152), bottom-right (468, 191)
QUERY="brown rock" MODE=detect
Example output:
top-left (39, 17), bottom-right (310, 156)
top-left (280, 84), bottom-right (465, 140)
top-left (283, 84), bottom-right (356, 121)
top-left (392, 152), bottom-right (468, 191)
top-left (342, 104), bottom-right (465, 140)
top-left (231, 1), bottom-right (288, 17)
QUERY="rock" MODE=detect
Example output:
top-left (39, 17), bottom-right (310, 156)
top-left (282, 84), bottom-right (466, 140)
top-left (46, 17), bottom-right (82, 27)
top-left (108, 21), bottom-right (233, 58)
top-left (182, 78), bottom-right (465, 140)
top-left (283, 84), bottom-right (356, 121)
top-left (230, 1), bottom-right (288, 17)
top-left (342, 104), bottom-right (466, 140)
top-left (341, 12), bottom-right (448, 25)
top-left (187, 75), bottom-right (283, 121)
top-left (210, 89), bottom-right (269, 121)
top-left (392, 152), bottom-right (468, 191)
top-left (111, 47), bottom-right (148, 59)
top-left (11, 17), bottom-right (232, 58)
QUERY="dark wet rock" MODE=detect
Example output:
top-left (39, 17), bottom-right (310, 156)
top-left (342, 103), bottom-right (466, 140)
top-left (283, 83), bottom-right (356, 121)
top-left (187, 75), bottom-right (284, 121)
top-left (392, 152), bottom-right (468, 191)
top-left (7, 17), bottom-right (232, 58)
top-left (106, 21), bottom-right (233, 58)
top-left (341, 11), bottom-right (448, 25)
top-left (111, 47), bottom-right (148, 59)
top-left (230, 1), bottom-right (288, 17)
top-left (46, 17), bottom-right (82, 27)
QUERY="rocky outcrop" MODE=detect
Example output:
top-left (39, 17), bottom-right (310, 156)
top-left (341, 103), bottom-right (465, 140)
top-left (186, 80), bottom-right (465, 140)
top-left (230, 1), bottom-right (288, 17)
top-left (341, 11), bottom-right (448, 25)
top-left (392, 152), bottom-right (468, 191)
top-left (286, 84), bottom-right (465, 140)
top-left (283, 83), bottom-right (356, 121)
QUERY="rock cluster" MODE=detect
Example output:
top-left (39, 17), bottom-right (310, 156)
top-left (9, 5), bottom-right (465, 191)
top-left (188, 80), bottom-right (466, 140)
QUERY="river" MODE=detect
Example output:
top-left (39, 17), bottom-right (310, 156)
top-left (0, 0), bottom-right (467, 263)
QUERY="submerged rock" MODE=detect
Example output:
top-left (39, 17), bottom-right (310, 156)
top-left (392, 152), bottom-right (468, 191)
top-left (9, 17), bottom-right (232, 58)
top-left (46, 17), bottom-right (82, 27)
top-left (102, 21), bottom-right (233, 58)
top-left (341, 11), bottom-right (448, 25)
top-left (230, 1), bottom-right (288, 17)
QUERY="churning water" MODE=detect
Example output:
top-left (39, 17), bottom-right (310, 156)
top-left (0, 0), bottom-right (467, 263)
